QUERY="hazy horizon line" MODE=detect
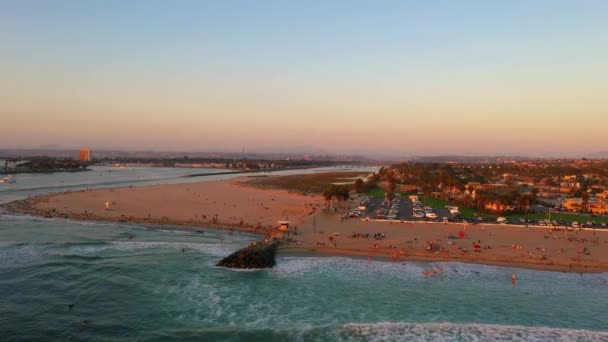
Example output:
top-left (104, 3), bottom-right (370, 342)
top-left (1, 146), bottom-right (606, 160)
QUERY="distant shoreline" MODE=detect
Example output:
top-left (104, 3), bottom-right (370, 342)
top-left (1, 168), bottom-right (91, 175)
top-left (183, 170), bottom-right (248, 178)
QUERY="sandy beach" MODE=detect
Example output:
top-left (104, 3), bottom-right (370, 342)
top-left (4, 177), bottom-right (608, 273)
top-left (4, 178), bottom-right (323, 234)
top-left (285, 215), bottom-right (608, 273)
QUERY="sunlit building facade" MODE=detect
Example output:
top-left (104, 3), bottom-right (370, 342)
top-left (79, 148), bottom-right (91, 162)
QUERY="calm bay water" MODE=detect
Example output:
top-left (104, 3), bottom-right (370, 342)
top-left (1, 166), bottom-right (607, 341)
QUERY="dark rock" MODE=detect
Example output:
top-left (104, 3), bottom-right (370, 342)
top-left (217, 242), bottom-right (278, 269)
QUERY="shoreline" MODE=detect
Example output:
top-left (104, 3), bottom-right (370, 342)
top-left (1, 193), bottom-right (272, 236)
top-left (4, 202), bottom-right (608, 273)
top-left (3, 177), bottom-right (608, 273)
top-left (4, 203), bottom-right (606, 274)
top-left (278, 245), bottom-right (608, 274)
top-left (1, 177), bottom-right (323, 237)
top-left (1, 168), bottom-right (92, 174)
top-left (5, 202), bottom-right (608, 273)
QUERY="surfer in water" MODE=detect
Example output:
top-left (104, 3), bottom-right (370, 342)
top-left (512, 273), bottom-right (517, 286)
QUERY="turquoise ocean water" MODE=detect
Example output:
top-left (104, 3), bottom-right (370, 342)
top-left (1, 166), bottom-right (607, 341)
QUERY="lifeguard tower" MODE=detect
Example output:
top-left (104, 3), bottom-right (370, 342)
top-left (277, 221), bottom-right (291, 231)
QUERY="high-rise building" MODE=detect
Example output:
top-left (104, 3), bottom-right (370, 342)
top-left (79, 148), bottom-right (91, 162)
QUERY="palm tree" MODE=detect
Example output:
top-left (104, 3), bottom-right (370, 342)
top-left (322, 186), bottom-right (336, 211)
top-left (582, 191), bottom-right (590, 213)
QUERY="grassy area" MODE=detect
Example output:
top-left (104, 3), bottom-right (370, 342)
top-left (245, 172), bottom-right (367, 194)
top-left (418, 195), bottom-right (447, 209)
top-left (417, 196), bottom-right (608, 223)
top-left (367, 186), bottom-right (386, 198)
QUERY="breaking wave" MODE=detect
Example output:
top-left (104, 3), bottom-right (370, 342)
top-left (339, 322), bottom-right (608, 342)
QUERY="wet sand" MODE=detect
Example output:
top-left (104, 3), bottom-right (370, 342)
top-left (4, 177), bottom-right (608, 272)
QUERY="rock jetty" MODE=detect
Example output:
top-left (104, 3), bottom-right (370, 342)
top-left (217, 240), bottom-right (279, 269)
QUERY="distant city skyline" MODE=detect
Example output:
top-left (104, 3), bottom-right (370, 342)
top-left (2, 146), bottom-right (607, 161)
top-left (2, 1), bottom-right (607, 156)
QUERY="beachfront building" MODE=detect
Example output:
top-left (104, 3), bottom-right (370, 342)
top-left (597, 190), bottom-right (608, 200)
top-left (562, 197), bottom-right (608, 214)
top-left (484, 202), bottom-right (514, 213)
top-left (79, 148), bottom-right (91, 162)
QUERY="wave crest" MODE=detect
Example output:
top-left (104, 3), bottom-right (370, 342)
top-left (340, 322), bottom-right (608, 342)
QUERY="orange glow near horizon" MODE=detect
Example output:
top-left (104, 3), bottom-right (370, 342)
top-left (1, 1), bottom-right (607, 156)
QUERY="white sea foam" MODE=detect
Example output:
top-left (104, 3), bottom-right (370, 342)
top-left (340, 322), bottom-right (608, 342)
top-left (0, 240), bottom-right (237, 267)
top-left (218, 267), bottom-right (268, 272)
top-left (0, 244), bottom-right (47, 267)
top-left (274, 256), bottom-right (509, 279)
top-left (105, 241), bottom-right (236, 257)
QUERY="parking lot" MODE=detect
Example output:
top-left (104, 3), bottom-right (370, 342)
top-left (343, 196), bottom-right (608, 229)
top-left (347, 196), bottom-right (608, 229)
top-left (349, 195), bottom-right (453, 222)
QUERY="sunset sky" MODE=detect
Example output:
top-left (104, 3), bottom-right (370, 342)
top-left (1, 1), bottom-right (607, 157)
